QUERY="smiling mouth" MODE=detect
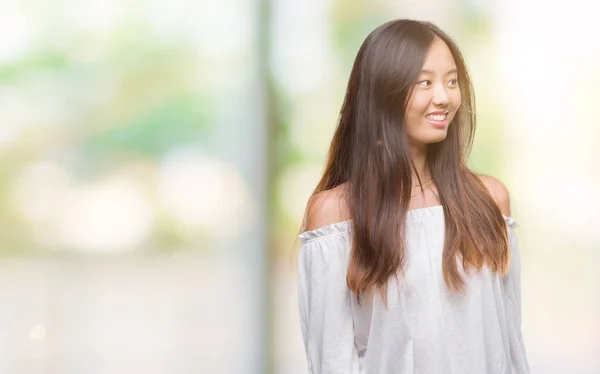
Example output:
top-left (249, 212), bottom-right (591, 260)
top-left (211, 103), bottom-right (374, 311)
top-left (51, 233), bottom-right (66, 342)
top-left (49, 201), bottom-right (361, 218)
top-left (426, 111), bottom-right (448, 121)
top-left (425, 111), bottom-right (450, 127)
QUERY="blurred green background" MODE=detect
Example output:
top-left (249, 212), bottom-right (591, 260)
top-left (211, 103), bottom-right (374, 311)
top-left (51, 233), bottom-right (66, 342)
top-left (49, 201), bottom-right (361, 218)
top-left (0, 0), bottom-right (598, 373)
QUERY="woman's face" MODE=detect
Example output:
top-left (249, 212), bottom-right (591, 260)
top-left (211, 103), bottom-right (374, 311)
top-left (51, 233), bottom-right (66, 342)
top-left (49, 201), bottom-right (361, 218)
top-left (404, 38), bottom-right (461, 147)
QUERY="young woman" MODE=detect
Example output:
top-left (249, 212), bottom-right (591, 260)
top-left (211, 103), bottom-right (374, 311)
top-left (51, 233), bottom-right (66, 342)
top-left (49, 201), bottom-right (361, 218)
top-left (297, 19), bottom-right (529, 373)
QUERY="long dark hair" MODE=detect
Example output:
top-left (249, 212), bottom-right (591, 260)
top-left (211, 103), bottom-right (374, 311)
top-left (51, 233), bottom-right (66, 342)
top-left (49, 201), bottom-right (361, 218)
top-left (303, 19), bottom-right (509, 304)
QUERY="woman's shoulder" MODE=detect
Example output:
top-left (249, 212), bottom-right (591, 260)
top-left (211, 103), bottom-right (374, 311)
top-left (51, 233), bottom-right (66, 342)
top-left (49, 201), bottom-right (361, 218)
top-left (305, 183), bottom-right (351, 232)
top-left (476, 174), bottom-right (511, 216)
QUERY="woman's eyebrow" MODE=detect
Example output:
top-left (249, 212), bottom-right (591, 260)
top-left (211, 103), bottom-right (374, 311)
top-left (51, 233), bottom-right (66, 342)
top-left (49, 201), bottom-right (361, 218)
top-left (420, 68), bottom-right (458, 75)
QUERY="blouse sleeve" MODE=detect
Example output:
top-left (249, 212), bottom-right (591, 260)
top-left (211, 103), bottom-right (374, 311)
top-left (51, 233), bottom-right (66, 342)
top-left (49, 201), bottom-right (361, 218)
top-left (297, 227), bottom-right (361, 374)
top-left (505, 216), bottom-right (523, 323)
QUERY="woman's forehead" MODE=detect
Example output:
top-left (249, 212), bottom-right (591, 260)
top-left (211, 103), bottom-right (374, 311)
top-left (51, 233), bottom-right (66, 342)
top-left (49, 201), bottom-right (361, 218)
top-left (420, 39), bottom-right (457, 74)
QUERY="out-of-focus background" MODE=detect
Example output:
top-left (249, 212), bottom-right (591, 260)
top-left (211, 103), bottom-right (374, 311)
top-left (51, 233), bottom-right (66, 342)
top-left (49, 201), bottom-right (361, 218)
top-left (0, 0), bottom-right (598, 373)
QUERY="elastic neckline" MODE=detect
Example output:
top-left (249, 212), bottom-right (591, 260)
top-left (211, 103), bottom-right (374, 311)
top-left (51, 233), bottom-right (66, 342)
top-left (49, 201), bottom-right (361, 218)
top-left (298, 205), bottom-right (518, 243)
top-left (298, 205), bottom-right (444, 243)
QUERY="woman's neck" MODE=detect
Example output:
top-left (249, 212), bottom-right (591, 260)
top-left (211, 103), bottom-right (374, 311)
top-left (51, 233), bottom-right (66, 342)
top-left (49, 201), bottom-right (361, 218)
top-left (410, 145), bottom-right (430, 181)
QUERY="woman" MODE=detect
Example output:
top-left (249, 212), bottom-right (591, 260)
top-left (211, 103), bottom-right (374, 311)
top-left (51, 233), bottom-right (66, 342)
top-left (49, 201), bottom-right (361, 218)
top-left (297, 19), bottom-right (530, 373)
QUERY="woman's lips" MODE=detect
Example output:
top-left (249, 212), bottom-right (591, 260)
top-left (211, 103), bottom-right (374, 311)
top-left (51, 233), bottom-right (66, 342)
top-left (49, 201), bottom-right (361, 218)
top-left (426, 111), bottom-right (449, 128)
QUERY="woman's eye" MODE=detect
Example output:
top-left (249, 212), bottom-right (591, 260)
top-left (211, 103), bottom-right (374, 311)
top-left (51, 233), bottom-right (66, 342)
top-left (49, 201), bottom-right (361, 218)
top-left (417, 80), bottom-right (431, 87)
top-left (447, 78), bottom-right (458, 86)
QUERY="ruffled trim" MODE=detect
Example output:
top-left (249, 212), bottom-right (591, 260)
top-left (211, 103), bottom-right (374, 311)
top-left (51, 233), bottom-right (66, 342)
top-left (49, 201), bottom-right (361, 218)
top-left (503, 215), bottom-right (519, 229)
top-left (298, 210), bottom-right (518, 243)
top-left (299, 206), bottom-right (446, 243)
top-left (298, 220), bottom-right (352, 243)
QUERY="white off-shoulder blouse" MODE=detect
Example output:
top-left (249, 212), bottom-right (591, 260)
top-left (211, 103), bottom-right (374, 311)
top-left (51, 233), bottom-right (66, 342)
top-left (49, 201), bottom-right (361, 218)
top-left (297, 205), bottom-right (529, 374)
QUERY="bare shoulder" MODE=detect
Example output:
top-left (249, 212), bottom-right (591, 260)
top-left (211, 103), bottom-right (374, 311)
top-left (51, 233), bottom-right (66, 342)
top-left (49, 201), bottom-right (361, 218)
top-left (477, 174), bottom-right (511, 216)
top-left (305, 183), bottom-right (351, 231)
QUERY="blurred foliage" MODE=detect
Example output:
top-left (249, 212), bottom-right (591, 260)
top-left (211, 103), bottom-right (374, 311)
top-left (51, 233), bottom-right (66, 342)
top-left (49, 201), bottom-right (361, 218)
top-left (82, 92), bottom-right (210, 161)
top-left (330, 3), bottom-right (390, 70)
top-left (0, 13), bottom-right (214, 256)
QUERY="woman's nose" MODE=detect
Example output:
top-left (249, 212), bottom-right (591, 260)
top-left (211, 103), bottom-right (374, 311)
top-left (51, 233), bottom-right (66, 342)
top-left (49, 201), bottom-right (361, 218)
top-left (432, 84), bottom-right (450, 106)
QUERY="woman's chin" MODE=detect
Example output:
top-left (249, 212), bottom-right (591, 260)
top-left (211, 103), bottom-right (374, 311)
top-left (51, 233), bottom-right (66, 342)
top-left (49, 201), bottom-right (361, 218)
top-left (408, 130), bottom-right (449, 147)
top-left (420, 132), bottom-right (448, 144)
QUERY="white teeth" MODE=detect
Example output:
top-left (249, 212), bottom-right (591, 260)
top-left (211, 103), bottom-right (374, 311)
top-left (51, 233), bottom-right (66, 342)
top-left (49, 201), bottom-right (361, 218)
top-left (427, 113), bottom-right (447, 121)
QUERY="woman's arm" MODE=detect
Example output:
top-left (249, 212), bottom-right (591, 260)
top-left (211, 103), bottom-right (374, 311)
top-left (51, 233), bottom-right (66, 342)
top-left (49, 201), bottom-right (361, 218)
top-left (298, 189), bottom-right (361, 374)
